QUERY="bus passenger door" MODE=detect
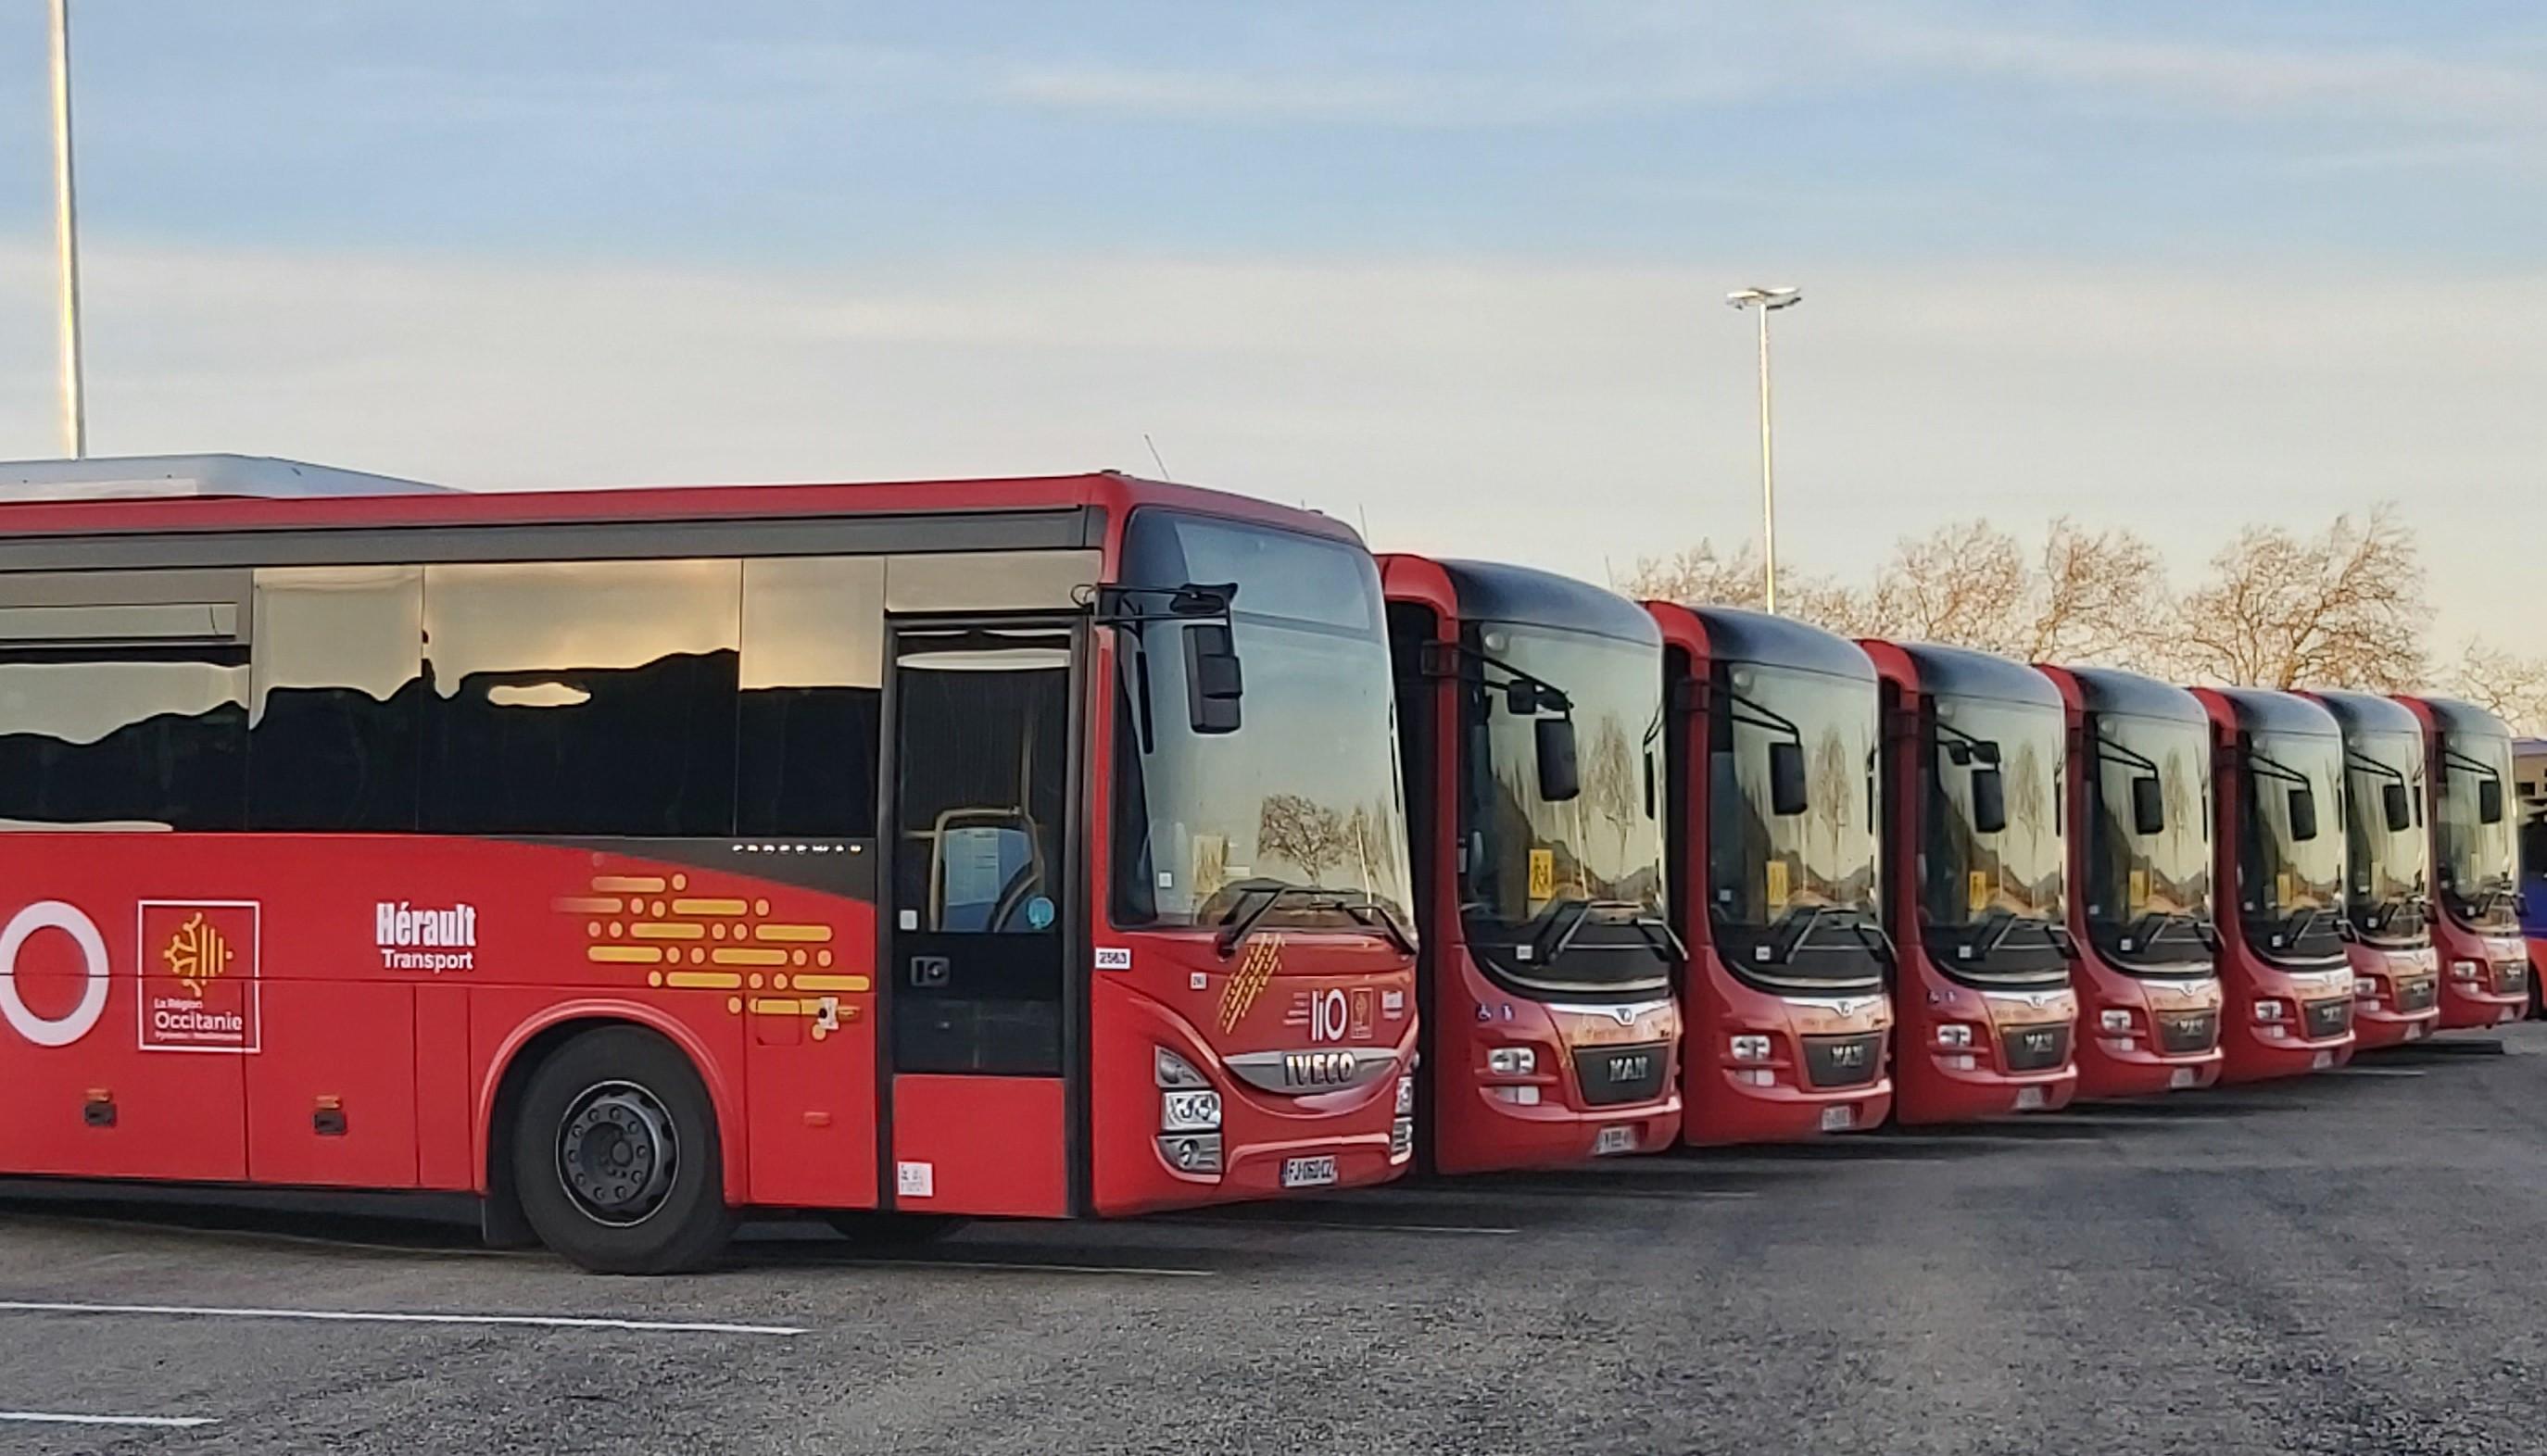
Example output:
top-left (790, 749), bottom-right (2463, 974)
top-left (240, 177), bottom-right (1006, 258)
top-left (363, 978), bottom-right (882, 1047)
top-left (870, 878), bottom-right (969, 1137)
top-left (881, 622), bottom-right (1078, 1217)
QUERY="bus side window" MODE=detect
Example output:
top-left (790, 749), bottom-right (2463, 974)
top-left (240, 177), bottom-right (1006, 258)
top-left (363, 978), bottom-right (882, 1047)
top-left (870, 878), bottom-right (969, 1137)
top-left (738, 558), bottom-right (884, 840)
top-left (0, 603), bottom-right (247, 831)
top-left (250, 566), bottom-right (423, 831)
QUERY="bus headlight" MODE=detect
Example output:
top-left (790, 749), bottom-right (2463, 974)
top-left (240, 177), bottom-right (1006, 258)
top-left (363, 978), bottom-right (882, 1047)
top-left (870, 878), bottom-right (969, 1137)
top-left (1935, 1023), bottom-right (1975, 1048)
top-left (1729, 1035), bottom-right (1773, 1062)
top-left (2451, 959), bottom-right (2484, 983)
top-left (2099, 1010), bottom-right (2134, 1034)
top-left (2252, 998), bottom-right (2289, 1023)
top-left (1157, 1134), bottom-right (1222, 1174)
top-left (1486, 1047), bottom-right (1536, 1077)
top-left (1154, 1047), bottom-right (1210, 1088)
top-left (1394, 1074), bottom-right (1416, 1117)
top-left (1161, 1090), bottom-right (1221, 1133)
top-left (2353, 977), bottom-right (2378, 999)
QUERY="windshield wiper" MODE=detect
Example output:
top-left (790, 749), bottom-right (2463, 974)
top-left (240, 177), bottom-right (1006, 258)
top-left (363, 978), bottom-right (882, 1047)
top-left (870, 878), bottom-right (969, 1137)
top-left (1526, 897), bottom-right (1680, 966)
top-left (1216, 885), bottom-right (1413, 958)
top-left (1973, 909), bottom-right (2072, 960)
top-left (2120, 909), bottom-right (2209, 949)
top-left (1765, 903), bottom-right (1874, 964)
top-left (2276, 905), bottom-right (2340, 948)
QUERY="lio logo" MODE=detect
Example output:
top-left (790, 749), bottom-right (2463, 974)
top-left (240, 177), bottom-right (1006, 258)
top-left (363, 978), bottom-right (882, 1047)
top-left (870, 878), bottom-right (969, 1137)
top-left (0, 901), bottom-right (111, 1048)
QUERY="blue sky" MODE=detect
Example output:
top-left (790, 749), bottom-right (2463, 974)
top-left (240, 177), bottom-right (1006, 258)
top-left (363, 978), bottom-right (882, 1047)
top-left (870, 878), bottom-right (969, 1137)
top-left (0, 3), bottom-right (2539, 658)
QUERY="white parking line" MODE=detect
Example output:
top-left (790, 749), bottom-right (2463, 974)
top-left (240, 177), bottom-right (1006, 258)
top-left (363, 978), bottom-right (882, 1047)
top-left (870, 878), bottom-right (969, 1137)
top-left (833, 1258), bottom-right (1214, 1278)
top-left (1168, 1216), bottom-right (1518, 1236)
top-left (1, 1412), bottom-right (215, 1429)
top-left (2326, 1067), bottom-right (2427, 1078)
top-left (0, 1299), bottom-right (802, 1337)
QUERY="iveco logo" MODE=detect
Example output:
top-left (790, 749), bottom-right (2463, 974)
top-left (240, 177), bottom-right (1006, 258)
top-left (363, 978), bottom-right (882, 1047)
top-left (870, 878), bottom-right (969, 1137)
top-left (1608, 1052), bottom-right (1653, 1083)
top-left (1828, 1042), bottom-right (1869, 1068)
top-left (1281, 1049), bottom-right (1359, 1088)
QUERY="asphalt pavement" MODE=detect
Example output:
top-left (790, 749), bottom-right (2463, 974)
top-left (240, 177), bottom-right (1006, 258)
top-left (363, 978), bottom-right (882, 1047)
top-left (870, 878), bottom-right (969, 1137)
top-left (2, 1025), bottom-right (2542, 1456)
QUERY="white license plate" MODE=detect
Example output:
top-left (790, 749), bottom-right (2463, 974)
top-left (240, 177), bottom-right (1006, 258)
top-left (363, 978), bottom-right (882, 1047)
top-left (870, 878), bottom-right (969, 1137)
top-left (2405, 1023), bottom-right (2427, 1041)
top-left (2168, 1068), bottom-right (2199, 1089)
top-left (2311, 1050), bottom-right (2334, 1070)
top-left (1594, 1125), bottom-right (1638, 1157)
top-left (2013, 1086), bottom-right (2048, 1111)
top-left (1280, 1155), bottom-right (1339, 1188)
top-left (1820, 1106), bottom-right (1854, 1132)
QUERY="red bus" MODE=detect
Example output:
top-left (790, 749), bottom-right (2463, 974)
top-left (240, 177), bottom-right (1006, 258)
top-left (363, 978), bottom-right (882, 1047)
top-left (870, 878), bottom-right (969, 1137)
top-left (2035, 666), bottom-right (2225, 1098)
top-left (1381, 557), bottom-right (1682, 1172)
top-left (2307, 692), bottom-right (2440, 1048)
top-left (1647, 603), bottom-right (1892, 1145)
top-left (2190, 688), bottom-right (2356, 1081)
top-left (2397, 697), bottom-right (2529, 1028)
top-left (0, 457), bottom-right (1419, 1271)
top-left (1861, 643), bottom-right (2080, 1123)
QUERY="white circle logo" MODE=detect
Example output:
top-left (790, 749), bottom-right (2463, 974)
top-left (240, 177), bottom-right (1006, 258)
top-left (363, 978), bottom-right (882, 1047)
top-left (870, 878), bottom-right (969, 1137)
top-left (0, 900), bottom-right (110, 1048)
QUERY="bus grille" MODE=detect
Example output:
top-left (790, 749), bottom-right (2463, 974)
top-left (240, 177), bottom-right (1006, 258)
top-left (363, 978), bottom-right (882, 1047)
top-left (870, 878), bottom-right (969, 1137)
top-left (1571, 1043), bottom-right (1669, 1107)
top-left (1999, 1023), bottom-right (2070, 1072)
top-left (2155, 1010), bottom-right (2218, 1055)
top-left (2302, 997), bottom-right (2353, 1039)
top-left (2493, 960), bottom-right (2530, 997)
top-left (1800, 1034), bottom-right (1885, 1088)
top-left (2394, 977), bottom-right (2439, 1013)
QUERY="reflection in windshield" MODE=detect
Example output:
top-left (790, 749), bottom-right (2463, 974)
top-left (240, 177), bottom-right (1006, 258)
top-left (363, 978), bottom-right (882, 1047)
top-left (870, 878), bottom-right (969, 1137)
top-left (2437, 730), bottom-right (2518, 932)
top-left (2341, 726), bottom-right (2427, 944)
top-left (1709, 661), bottom-right (1881, 987)
top-left (2239, 730), bottom-right (2346, 961)
top-left (2085, 712), bottom-right (2213, 970)
top-left (1923, 692), bottom-right (2067, 984)
top-left (1109, 513), bottom-right (1413, 935)
top-left (1463, 621), bottom-right (1670, 993)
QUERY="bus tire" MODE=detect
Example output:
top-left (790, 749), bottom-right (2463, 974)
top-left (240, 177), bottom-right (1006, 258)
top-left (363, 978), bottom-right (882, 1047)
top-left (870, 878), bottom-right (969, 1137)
top-left (511, 1025), bottom-right (735, 1274)
top-left (823, 1211), bottom-right (968, 1246)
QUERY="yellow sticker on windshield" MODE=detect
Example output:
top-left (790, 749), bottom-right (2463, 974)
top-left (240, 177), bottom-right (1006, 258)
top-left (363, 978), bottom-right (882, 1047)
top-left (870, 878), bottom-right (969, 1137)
top-left (1527, 847), bottom-right (1555, 902)
top-left (1968, 869), bottom-right (1991, 914)
top-left (2277, 870), bottom-right (2295, 906)
top-left (1765, 860), bottom-right (1791, 907)
top-left (2128, 868), bottom-right (2149, 908)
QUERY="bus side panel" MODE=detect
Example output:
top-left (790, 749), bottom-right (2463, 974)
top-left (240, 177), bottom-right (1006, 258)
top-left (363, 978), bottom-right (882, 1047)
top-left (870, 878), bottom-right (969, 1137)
top-left (890, 1073), bottom-right (1068, 1216)
top-left (415, 981), bottom-right (475, 1189)
top-left (744, 1006), bottom-right (878, 1210)
top-left (246, 980), bottom-right (420, 1188)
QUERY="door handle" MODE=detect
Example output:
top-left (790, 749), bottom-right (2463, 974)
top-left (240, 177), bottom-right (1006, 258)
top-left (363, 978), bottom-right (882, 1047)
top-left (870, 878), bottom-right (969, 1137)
top-left (910, 955), bottom-right (951, 988)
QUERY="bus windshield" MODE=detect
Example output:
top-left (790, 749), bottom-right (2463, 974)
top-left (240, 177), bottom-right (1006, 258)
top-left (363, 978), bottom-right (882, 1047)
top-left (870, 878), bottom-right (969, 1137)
top-left (2436, 729), bottom-right (2518, 933)
top-left (1108, 512), bottom-right (1414, 936)
top-left (2085, 711), bottom-right (2213, 972)
top-left (2239, 729), bottom-right (2347, 962)
top-left (1461, 621), bottom-right (1671, 996)
top-left (1709, 660), bottom-right (1882, 990)
top-left (2341, 726), bottom-right (2428, 944)
top-left (1923, 691), bottom-right (2068, 985)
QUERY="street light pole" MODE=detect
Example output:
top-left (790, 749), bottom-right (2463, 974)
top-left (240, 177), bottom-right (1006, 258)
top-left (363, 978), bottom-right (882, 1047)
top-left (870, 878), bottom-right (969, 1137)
top-left (49, 0), bottom-right (86, 459)
top-left (1726, 285), bottom-right (1800, 613)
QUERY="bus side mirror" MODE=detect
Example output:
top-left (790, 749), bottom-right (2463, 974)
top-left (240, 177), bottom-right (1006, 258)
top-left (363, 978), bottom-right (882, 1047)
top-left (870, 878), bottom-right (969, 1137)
top-left (2480, 778), bottom-right (2505, 824)
top-left (1768, 740), bottom-right (1809, 817)
top-left (2131, 774), bottom-right (2164, 836)
top-left (1536, 717), bottom-right (1581, 803)
top-left (2288, 785), bottom-right (2319, 842)
top-left (1971, 766), bottom-right (2008, 835)
top-left (2383, 782), bottom-right (2413, 834)
top-left (1183, 622), bottom-right (1242, 735)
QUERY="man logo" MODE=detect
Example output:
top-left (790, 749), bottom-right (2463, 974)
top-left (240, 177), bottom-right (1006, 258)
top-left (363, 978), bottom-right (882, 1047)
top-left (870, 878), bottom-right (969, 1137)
top-left (1608, 1052), bottom-right (1653, 1084)
top-left (2022, 1030), bottom-right (2054, 1051)
top-left (1829, 1041), bottom-right (1869, 1068)
top-left (0, 901), bottom-right (110, 1048)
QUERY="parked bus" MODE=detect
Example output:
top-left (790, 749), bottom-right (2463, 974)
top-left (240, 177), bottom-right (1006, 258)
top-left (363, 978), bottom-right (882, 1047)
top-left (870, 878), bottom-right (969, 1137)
top-left (2308, 692), bottom-right (2440, 1048)
top-left (2035, 666), bottom-right (2225, 1098)
top-left (2520, 737), bottom-right (2547, 1017)
top-left (1647, 603), bottom-right (1892, 1144)
top-left (0, 457), bottom-right (1419, 1272)
top-left (2191, 689), bottom-right (2357, 1080)
top-left (1381, 557), bottom-right (1682, 1172)
top-left (1860, 643), bottom-right (2079, 1123)
top-left (2398, 697), bottom-right (2529, 1028)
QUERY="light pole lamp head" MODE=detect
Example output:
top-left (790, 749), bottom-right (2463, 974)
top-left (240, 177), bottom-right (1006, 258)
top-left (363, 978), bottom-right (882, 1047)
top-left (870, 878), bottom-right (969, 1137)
top-left (1726, 285), bottom-right (1802, 311)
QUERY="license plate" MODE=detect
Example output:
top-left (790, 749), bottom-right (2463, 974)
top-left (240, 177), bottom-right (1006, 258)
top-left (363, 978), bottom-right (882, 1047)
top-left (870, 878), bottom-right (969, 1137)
top-left (2168, 1068), bottom-right (2199, 1089)
top-left (1594, 1125), bottom-right (1638, 1157)
top-left (1280, 1155), bottom-right (1338, 1188)
top-left (1820, 1106), bottom-right (1854, 1132)
top-left (2405, 1023), bottom-right (2426, 1041)
top-left (2311, 1050), bottom-right (2334, 1070)
top-left (2013, 1086), bottom-right (2048, 1111)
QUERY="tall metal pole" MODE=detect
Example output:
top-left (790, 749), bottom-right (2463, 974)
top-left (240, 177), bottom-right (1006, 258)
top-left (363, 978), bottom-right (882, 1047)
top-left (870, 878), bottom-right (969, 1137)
top-left (49, 0), bottom-right (86, 459)
top-left (1755, 303), bottom-right (1776, 616)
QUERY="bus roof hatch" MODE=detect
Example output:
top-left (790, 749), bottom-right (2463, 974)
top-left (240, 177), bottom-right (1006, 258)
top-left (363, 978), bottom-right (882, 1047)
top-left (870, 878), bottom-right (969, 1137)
top-left (0, 453), bottom-right (449, 504)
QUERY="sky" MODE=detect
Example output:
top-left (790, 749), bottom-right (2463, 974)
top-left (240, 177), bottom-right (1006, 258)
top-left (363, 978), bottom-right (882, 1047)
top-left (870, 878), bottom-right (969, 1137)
top-left (0, 2), bottom-right (2539, 658)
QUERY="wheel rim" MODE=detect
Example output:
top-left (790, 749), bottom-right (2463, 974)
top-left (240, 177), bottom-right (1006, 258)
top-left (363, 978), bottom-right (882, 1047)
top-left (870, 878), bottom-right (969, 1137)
top-left (555, 1080), bottom-right (678, 1227)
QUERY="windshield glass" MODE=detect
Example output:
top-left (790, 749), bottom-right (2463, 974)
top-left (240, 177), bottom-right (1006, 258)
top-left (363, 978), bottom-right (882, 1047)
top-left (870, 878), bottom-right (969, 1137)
top-left (2436, 729), bottom-right (2518, 932)
top-left (2084, 711), bottom-right (2213, 971)
top-left (1109, 512), bottom-right (1413, 935)
top-left (2238, 729), bottom-right (2347, 962)
top-left (1709, 660), bottom-right (1882, 989)
top-left (1922, 691), bottom-right (2068, 985)
top-left (1461, 621), bottom-right (1671, 995)
top-left (2341, 726), bottom-right (2427, 943)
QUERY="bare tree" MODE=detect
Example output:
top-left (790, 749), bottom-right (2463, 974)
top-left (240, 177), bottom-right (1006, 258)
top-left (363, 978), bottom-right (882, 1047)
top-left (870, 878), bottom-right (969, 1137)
top-left (2446, 639), bottom-right (2547, 737)
top-left (2027, 519), bottom-right (2167, 663)
top-left (2165, 506), bottom-right (2426, 690)
top-left (1616, 538), bottom-right (1864, 629)
top-left (1256, 793), bottom-right (1347, 885)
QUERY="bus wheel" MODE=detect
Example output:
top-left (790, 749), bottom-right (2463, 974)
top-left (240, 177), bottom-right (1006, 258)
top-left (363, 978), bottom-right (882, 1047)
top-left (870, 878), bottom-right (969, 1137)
top-left (512, 1025), bottom-right (735, 1274)
top-left (823, 1211), bottom-right (969, 1246)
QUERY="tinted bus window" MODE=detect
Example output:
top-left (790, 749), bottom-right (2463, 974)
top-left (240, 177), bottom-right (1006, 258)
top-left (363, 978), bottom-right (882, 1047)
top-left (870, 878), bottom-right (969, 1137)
top-left (0, 653), bottom-right (247, 829)
top-left (250, 566), bottom-right (424, 831)
top-left (738, 557), bottom-right (884, 838)
top-left (422, 560), bottom-right (741, 837)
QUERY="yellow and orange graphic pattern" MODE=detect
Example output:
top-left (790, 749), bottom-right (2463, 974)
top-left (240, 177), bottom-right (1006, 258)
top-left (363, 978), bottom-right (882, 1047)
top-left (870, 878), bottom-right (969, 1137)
top-left (1218, 935), bottom-right (1282, 1035)
top-left (552, 872), bottom-right (869, 1038)
top-left (161, 911), bottom-right (235, 997)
